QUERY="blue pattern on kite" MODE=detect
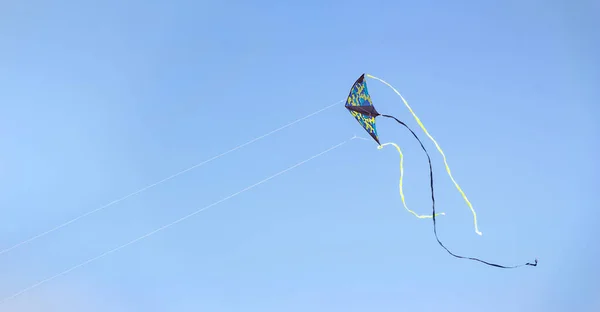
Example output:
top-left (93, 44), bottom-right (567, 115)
top-left (345, 74), bottom-right (380, 144)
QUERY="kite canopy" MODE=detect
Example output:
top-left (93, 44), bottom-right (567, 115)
top-left (345, 74), bottom-right (381, 145)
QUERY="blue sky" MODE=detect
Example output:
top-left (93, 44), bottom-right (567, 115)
top-left (1, 0), bottom-right (598, 311)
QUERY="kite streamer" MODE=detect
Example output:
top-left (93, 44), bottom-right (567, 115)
top-left (381, 114), bottom-right (537, 269)
top-left (378, 142), bottom-right (445, 219)
top-left (345, 73), bottom-right (537, 269)
top-left (366, 74), bottom-right (482, 236)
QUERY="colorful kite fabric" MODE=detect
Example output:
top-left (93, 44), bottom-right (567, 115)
top-left (345, 74), bottom-right (381, 145)
top-left (344, 73), bottom-right (538, 269)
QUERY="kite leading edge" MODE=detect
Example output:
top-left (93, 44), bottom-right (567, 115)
top-left (344, 73), bottom-right (538, 269)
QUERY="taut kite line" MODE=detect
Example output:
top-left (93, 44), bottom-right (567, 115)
top-left (0, 138), bottom-right (355, 304)
top-left (0, 100), bottom-right (342, 257)
top-left (345, 73), bottom-right (537, 268)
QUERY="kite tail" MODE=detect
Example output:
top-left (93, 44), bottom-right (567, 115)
top-left (367, 74), bottom-right (482, 236)
top-left (377, 142), bottom-right (445, 219)
top-left (381, 114), bottom-right (538, 269)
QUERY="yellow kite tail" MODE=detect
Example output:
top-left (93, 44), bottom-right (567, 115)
top-left (378, 142), bottom-right (445, 219)
top-left (367, 74), bottom-right (482, 236)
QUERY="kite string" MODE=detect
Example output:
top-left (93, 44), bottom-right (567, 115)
top-left (0, 100), bottom-right (343, 257)
top-left (367, 74), bottom-right (482, 236)
top-left (0, 137), bottom-right (354, 305)
top-left (378, 142), bottom-right (445, 219)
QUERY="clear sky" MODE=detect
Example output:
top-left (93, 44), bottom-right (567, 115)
top-left (1, 0), bottom-right (598, 311)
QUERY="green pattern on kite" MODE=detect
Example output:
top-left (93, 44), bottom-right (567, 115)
top-left (345, 74), bottom-right (381, 145)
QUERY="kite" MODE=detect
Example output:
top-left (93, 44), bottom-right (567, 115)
top-left (345, 74), bottom-right (444, 219)
top-left (345, 73), bottom-right (538, 269)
